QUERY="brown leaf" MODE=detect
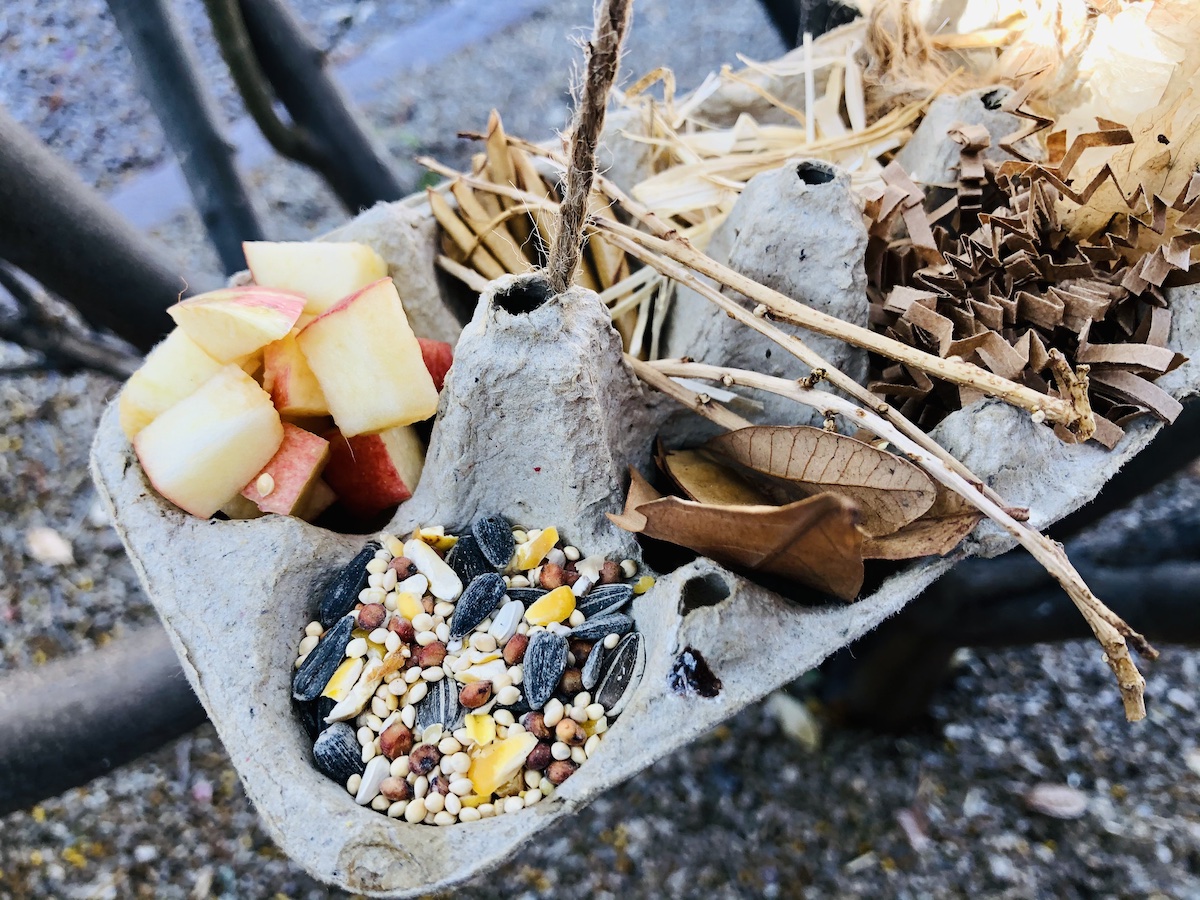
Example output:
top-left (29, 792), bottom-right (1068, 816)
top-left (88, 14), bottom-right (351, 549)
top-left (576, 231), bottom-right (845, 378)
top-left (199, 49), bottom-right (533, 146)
top-left (657, 447), bottom-right (770, 506)
top-left (861, 484), bottom-right (982, 559)
top-left (708, 426), bottom-right (936, 537)
top-left (607, 468), bottom-right (864, 600)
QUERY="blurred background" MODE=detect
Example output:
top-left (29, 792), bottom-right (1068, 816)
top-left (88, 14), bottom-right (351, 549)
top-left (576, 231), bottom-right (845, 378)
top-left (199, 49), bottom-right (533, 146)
top-left (1, 0), bottom-right (1199, 897)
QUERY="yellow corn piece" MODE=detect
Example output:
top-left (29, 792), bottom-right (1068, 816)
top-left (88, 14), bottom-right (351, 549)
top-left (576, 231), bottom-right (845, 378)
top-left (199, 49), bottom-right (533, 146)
top-left (515, 526), bottom-right (558, 569)
top-left (367, 639), bottom-right (387, 658)
top-left (465, 712), bottom-right (496, 747)
top-left (633, 576), bottom-right (656, 595)
top-left (352, 629), bottom-right (370, 641)
top-left (525, 586), bottom-right (576, 626)
top-left (468, 731), bottom-right (538, 797)
top-left (320, 657), bottom-right (364, 702)
top-left (459, 794), bottom-right (489, 809)
top-left (396, 592), bottom-right (424, 621)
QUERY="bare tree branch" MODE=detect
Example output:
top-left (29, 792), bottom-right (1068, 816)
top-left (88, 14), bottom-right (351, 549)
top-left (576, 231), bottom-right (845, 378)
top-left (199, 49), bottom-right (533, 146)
top-left (107, 0), bottom-right (264, 274)
top-left (0, 106), bottom-right (182, 351)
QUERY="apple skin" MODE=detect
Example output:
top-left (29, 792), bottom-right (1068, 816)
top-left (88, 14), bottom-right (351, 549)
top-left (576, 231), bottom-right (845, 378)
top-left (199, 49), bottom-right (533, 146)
top-left (243, 241), bottom-right (388, 315)
top-left (241, 423), bottom-right (331, 515)
top-left (168, 286), bottom-right (306, 363)
top-left (321, 426), bottom-right (425, 518)
top-left (296, 278), bottom-right (438, 436)
top-left (417, 338), bottom-right (454, 392)
top-left (263, 333), bottom-right (329, 416)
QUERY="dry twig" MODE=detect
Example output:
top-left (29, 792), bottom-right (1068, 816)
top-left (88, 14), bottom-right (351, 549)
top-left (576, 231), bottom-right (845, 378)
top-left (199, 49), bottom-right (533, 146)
top-left (639, 357), bottom-right (1156, 721)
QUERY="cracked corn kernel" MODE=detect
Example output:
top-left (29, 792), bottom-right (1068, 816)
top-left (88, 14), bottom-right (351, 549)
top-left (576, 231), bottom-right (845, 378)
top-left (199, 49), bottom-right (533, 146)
top-left (515, 526), bottom-right (558, 569)
top-left (467, 731), bottom-right (538, 797)
top-left (396, 591), bottom-right (424, 622)
top-left (525, 586), bottom-right (575, 626)
top-left (465, 713), bottom-right (496, 747)
top-left (322, 657), bottom-right (365, 701)
top-left (633, 575), bottom-right (656, 595)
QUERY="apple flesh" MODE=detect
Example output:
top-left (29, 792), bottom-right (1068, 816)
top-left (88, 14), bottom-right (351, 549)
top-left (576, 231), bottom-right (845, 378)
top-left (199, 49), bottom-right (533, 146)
top-left (168, 286), bottom-right (305, 363)
top-left (263, 332), bottom-right (329, 416)
top-left (243, 241), bottom-right (388, 315)
top-left (297, 278), bottom-right (438, 436)
top-left (241, 423), bottom-right (330, 515)
top-left (119, 329), bottom-right (224, 440)
top-left (417, 338), bottom-right (453, 392)
top-left (321, 425), bottom-right (425, 517)
top-left (134, 365), bottom-right (284, 518)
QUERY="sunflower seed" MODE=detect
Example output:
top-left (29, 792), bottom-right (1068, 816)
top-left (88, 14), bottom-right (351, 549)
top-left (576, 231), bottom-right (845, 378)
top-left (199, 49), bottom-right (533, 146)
top-left (313, 722), bottom-right (365, 783)
top-left (318, 542), bottom-right (379, 626)
top-left (575, 583), bottom-right (633, 618)
top-left (568, 611), bottom-right (634, 642)
top-left (292, 613), bottom-right (355, 701)
top-left (449, 573), bottom-right (506, 640)
top-left (506, 587), bottom-right (547, 606)
top-left (417, 675), bottom-right (464, 732)
top-left (523, 631), bottom-right (569, 709)
top-left (446, 534), bottom-right (494, 583)
top-left (472, 514), bottom-right (515, 568)
top-left (595, 632), bottom-right (645, 717)
top-left (580, 640), bottom-right (609, 691)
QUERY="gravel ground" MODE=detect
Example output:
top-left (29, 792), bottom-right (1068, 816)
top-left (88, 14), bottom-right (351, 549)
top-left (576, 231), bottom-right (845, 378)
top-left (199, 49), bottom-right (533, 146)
top-left (3, 1), bottom-right (1200, 898)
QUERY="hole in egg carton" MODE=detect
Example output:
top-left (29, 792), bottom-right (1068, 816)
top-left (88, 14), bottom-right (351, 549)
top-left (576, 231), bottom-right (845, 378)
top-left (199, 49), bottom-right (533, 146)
top-left (679, 572), bottom-right (732, 615)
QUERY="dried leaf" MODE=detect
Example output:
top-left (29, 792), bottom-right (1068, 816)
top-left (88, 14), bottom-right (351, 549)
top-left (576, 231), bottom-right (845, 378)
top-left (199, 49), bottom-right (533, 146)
top-left (708, 426), bottom-right (936, 537)
top-left (657, 447), bottom-right (769, 506)
top-left (861, 484), bottom-right (982, 559)
top-left (608, 468), bottom-right (864, 600)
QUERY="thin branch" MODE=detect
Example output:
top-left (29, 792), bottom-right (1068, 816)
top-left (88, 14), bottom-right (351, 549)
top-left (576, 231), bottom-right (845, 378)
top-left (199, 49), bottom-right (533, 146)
top-left (203, 0), bottom-right (325, 169)
top-left (645, 358), bottom-right (1154, 721)
top-left (548, 0), bottom-right (634, 294)
top-left (598, 219), bottom-right (1096, 440)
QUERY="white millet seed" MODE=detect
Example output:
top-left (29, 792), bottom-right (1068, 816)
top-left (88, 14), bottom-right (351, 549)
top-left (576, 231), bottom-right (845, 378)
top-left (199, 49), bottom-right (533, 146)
top-left (492, 671), bottom-right (513, 691)
top-left (568, 610), bottom-right (585, 627)
top-left (603, 633), bottom-right (620, 650)
top-left (424, 792), bottom-right (445, 814)
top-left (547, 623), bottom-right (571, 636)
top-left (298, 635), bottom-right (319, 656)
top-left (593, 716), bottom-right (608, 734)
top-left (412, 776), bottom-right (429, 799)
top-left (478, 803), bottom-right (495, 818)
top-left (368, 627), bottom-right (389, 645)
top-left (401, 705), bottom-right (417, 729)
top-left (493, 705), bottom-right (517, 725)
top-left (509, 575), bottom-right (530, 589)
top-left (387, 800), bottom-right (408, 818)
top-left (509, 665), bottom-right (524, 685)
top-left (388, 680), bottom-right (407, 697)
top-left (569, 707), bottom-right (588, 724)
top-left (444, 793), bottom-right (462, 816)
top-left (357, 726), bottom-right (374, 747)
top-left (524, 769), bottom-right (541, 789)
top-left (421, 667), bottom-right (445, 683)
top-left (366, 558), bottom-right (388, 576)
top-left (381, 568), bottom-right (398, 592)
top-left (390, 757), bottom-right (410, 779)
top-left (571, 746), bottom-right (587, 764)
top-left (435, 622), bottom-right (450, 643)
top-left (619, 559), bottom-right (638, 579)
top-left (516, 622), bottom-right (530, 635)
top-left (540, 778), bottom-right (554, 796)
top-left (449, 778), bottom-right (473, 796)
top-left (422, 724), bottom-right (443, 744)
top-left (585, 703), bottom-right (605, 721)
top-left (404, 798), bottom-right (427, 823)
top-left (551, 742), bottom-right (571, 761)
top-left (495, 725), bottom-right (509, 740)
top-left (361, 743), bottom-right (376, 763)
top-left (365, 587), bottom-right (386, 604)
top-left (406, 681), bottom-right (429, 704)
top-left (346, 773), bottom-right (362, 795)
top-left (384, 632), bottom-right (402, 653)
top-left (563, 546), bottom-right (581, 562)
top-left (509, 722), bottom-right (526, 736)
top-left (412, 613), bottom-right (434, 632)
top-left (415, 631), bottom-right (438, 647)
top-left (345, 638), bottom-right (368, 659)
top-left (459, 807), bottom-right (482, 822)
top-left (304, 621), bottom-right (323, 638)
top-left (585, 735), bottom-right (601, 758)
top-left (371, 795), bottom-right (390, 812)
top-left (470, 633), bottom-right (497, 653)
top-left (384, 593), bottom-right (399, 612)
top-left (523, 789), bottom-right (543, 806)
top-left (438, 737), bottom-right (462, 755)
top-left (404, 667), bottom-right (422, 684)
top-left (504, 796), bottom-right (525, 815)
top-left (433, 601), bottom-right (455, 618)
top-left (546, 548), bottom-right (566, 567)
top-left (385, 536), bottom-right (406, 558)
top-left (543, 699), bottom-right (564, 727)
top-left (367, 573), bottom-right (385, 590)
top-left (370, 698), bottom-right (389, 720)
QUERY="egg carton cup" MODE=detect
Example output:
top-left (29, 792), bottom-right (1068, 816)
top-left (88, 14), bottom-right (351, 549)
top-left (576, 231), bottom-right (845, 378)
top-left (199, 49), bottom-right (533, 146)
top-left (91, 179), bottom-right (1200, 896)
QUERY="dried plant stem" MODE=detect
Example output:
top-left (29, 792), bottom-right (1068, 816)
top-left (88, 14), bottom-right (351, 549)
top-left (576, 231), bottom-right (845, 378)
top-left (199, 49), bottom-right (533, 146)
top-left (648, 358), bottom-right (1154, 721)
top-left (547, 0), bottom-right (634, 294)
top-left (598, 219), bottom-right (1096, 440)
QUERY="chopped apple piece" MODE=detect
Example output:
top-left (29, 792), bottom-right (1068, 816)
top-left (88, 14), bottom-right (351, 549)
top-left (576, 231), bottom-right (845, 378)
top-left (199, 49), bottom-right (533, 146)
top-left (417, 337), bottom-right (454, 392)
top-left (241, 423), bottom-right (330, 515)
top-left (321, 425), bottom-right (425, 517)
top-left (263, 333), bottom-right (329, 416)
top-left (168, 286), bottom-right (305, 363)
top-left (297, 278), bottom-right (438, 436)
top-left (220, 494), bottom-right (267, 520)
top-left (133, 365), bottom-right (284, 518)
top-left (243, 241), bottom-right (388, 315)
top-left (295, 478), bottom-right (336, 522)
top-left (118, 329), bottom-right (224, 440)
